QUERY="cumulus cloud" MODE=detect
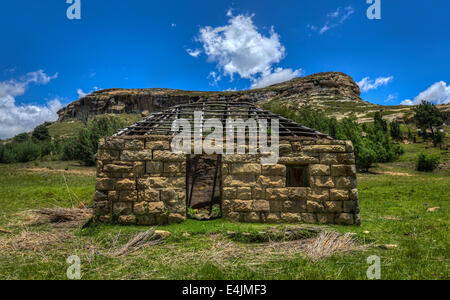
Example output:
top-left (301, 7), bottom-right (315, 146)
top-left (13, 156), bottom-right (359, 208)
top-left (251, 67), bottom-right (303, 89)
top-left (357, 76), bottom-right (394, 93)
top-left (77, 87), bottom-right (100, 98)
top-left (401, 81), bottom-right (450, 105)
top-left (195, 12), bottom-right (301, 89)
top-left (309, 6), bottom-right (355, 35)
top-left (0, 70), bottom-right (61, 139)
top-left (186, 48), bottom-right (202, 58)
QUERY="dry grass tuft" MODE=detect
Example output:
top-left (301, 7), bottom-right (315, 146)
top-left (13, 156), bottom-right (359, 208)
top-left (303, 231), bottom-right (366, 262)
top-left (0, 230), bottom-right (73, 252)
top-left (20, 208), bottom-right (93, 228)
top-left (111, 228), bottom-right (165, 257)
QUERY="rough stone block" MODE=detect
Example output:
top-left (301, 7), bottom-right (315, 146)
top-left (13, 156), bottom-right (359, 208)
top-left (278, 155), bottom-right (319, 165)
top-left (138, 177), bottom-right (168, 189)
top-left (349, 188), bottom-right (359, 200)
top-left (230, 163), bottom-right (261, 175)
top-left (269, 200), bottom-right (283, 213)
top-left (266, 213), bottom-right (281, 223)
top-left (113, 202), bottom-right (132, 215)
top-left (330, 189), bottom-right (349, 201)
top-left (337, 153), bottom-right (355, 164)
top-left (303, 145), bottom-right (347, 153)
top-left (252, 200), bottom-right (270, 212)
top-left (223, 187), bottom-right (237, 200)
top-left (153, 151), bottom-right (186, 162)
top-left (317, 213), bottom-right (335, 224)
top-left (222, 154), bottom-right (259, 163)
top-left (146, 141), bottom-right (170, 150)
top-left (234, 200), bottom-right (253, 212)
top-left (124, 140), bottom-right (144, 150)
top-left (133, 162), bottom-right (146, 177)
top-left (149, 202), bottom-right (165, 213)
top-left (335, 177), bottom-right (357, 189)
top-left (96, 178), bottom-right (115, 191)
top-left (118, 215), bottom-right (137, 225)
top-left (309, 164), bottom-right (330, 176)
top-left (331, 165), bottom-right (357, 177)
top-left (266, 188), bottom-right (289, 201)
top-left (244, 212), bottom-right (261, 223)
top-left (284, 200), bottom-right (306, 213)
top-left (257, 176), bottom-right (285, 188)
top-left (164, 162), bottom-right (186, 174)
top-left (108, 191), bottom-right (119, 202)
top-left (279, 144), bottom-right (293, 155)
top-left (104, 164), bottom-right (133, 173)
top-left (116, 179), bottom-right (136, 191)
top-left (288, 187), bottom-right (310, 201)
top-left (320, 153), bottom-right (339, 164)
top-left (307, 200), bottom-right (325, 213)
top-left (312, 176), bottom-right (335, 188)
top-left (121, 150), bottom-right (152, 161)
top-left (335, 213), bottom-right (354, 225)
top-left (261, 164), bottom-right (286, 176)
top-left (343, 201), bottom-right (358, 213)
top-left (168, 213), bottom-right (186, 224)
top-left (94, 191), bottom-right (108, 202)
top-left (310, 189), bottom-right (330, 201)
top-left (325, 201), bottom-right (343, 213)
top-left (161, 189), bottom-right (177, 202)
top-left (119, 190), bottom-right (137, 202)
top-left (134, 202), bottom-right (149, 215)
top-left (97, 149), bottom-right (120, 161)
top-left (167, 177), bottom-right (185, 188)
top-left (137, 189), bottom-right (160, 202)
top-left (137, 215), bottom-right (156, 226)
top-left (223, 175), bottom-right (255, 187)
top-left (301, 213), bottom-right (317, 224)
top-left (237, 187), bottom-right (252, 200)
top-left (252, 187), bottom-right (265, 199)
top-left (281, 213), bottom-right (302, 223)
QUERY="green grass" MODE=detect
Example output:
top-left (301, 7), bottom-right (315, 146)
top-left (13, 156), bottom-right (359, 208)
top-left (0, 153), bottom-right (448, 280)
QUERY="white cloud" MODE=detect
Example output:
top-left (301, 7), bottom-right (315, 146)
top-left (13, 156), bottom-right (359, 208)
top-left (357, 76), bottom-right (394, 93)
top-left (186, 48), bottom-right (202, 58)
top-left (401, 81), bottom-right (450, 105)
top-left (251, 67), bottom-right (303, 89)
top-left (309, 6), bottom-right (355, 35)
top-left (208, 71), bottom-right (221, 86)
top-left (77, 87), bottom-right (100, 98)
top-left (0, 70), bottom-right (61, 139)
top-left (195, 11), bottom-right (300, 89)
top-left (171, 23), bottom-right (177, 28)
top-left (385, 94), bottom-right (397, 102)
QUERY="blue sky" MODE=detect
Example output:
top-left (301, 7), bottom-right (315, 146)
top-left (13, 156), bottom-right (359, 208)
top-left (0, 0), bottom-right (449, 138)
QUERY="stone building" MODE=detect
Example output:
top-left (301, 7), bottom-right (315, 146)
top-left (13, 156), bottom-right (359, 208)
top-left (93, 101), bottom-right (361, 226)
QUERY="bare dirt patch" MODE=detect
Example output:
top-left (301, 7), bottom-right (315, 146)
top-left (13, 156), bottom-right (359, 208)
top-left (19, 208), bottom-right (93, 228)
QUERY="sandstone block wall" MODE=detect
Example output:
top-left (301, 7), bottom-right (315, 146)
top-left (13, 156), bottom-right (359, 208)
top-left (94, 136), bottom-right (361, 226)
top-left (94, 136), bottom-right (187, 225)
top-left (221, 139), bottom-right (360, 225)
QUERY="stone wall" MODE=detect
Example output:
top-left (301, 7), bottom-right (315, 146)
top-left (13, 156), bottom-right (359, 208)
top-left (94, 136), bottom-right (360, 226)
top-left (94, 136), bottom-right (187, 225)
top-left (221, 139), bottom-right (360, 225)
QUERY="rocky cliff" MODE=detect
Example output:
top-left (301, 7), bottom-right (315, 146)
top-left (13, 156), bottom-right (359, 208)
top-left (57, 72), bottom-right (365, 121)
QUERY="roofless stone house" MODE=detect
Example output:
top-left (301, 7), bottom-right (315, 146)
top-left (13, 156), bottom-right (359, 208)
top-left (93, 101), bottom-right (361, 226)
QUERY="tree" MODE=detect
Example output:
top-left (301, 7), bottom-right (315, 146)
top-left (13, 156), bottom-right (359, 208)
top-left (13, 133), bottom-right (30, 143)
top-left (390, 122), bottom-right (402, 141)
top-left (32, 124), bottom-right (51, 142)
top-left (374, 111), bottom-right (388, 132)
top-left (413, 101), bottom-right (444, 147)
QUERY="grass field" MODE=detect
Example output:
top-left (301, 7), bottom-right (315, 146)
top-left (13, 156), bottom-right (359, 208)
top-left (0, 149), bottom-right (448, 280)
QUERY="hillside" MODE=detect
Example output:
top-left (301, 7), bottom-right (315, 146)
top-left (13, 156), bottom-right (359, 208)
top-left (56, 71), bottom-right (449, 127)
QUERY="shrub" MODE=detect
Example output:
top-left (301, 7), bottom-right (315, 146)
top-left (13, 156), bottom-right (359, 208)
top-left (32, 124), bottom-right (51, 142)
top-left (12, 141), bottom-right (41, 163)
top-left (13, 133), bottom-right (30, 143)
top-left (62, 116), bottom-right (124, 165)
top-left (416, 153), bottom-right (440, 172)
top-left (390, 122), bottom-right (402, 140)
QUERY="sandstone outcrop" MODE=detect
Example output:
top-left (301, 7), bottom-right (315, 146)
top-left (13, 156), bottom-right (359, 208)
top-left (57, 72), bottom-right (363, 121)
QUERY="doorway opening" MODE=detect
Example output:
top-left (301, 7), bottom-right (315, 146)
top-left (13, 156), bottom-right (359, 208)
top-left (186, 155), bottom-right (222, 220)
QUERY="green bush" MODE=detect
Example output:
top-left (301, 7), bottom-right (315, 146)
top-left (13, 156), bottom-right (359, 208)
top-left (32, 124), bottom-right (51, 142)
top-left (62, 116), bottom-right (125, 165)
top-left (416, 153), bottom-right (441, 172)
